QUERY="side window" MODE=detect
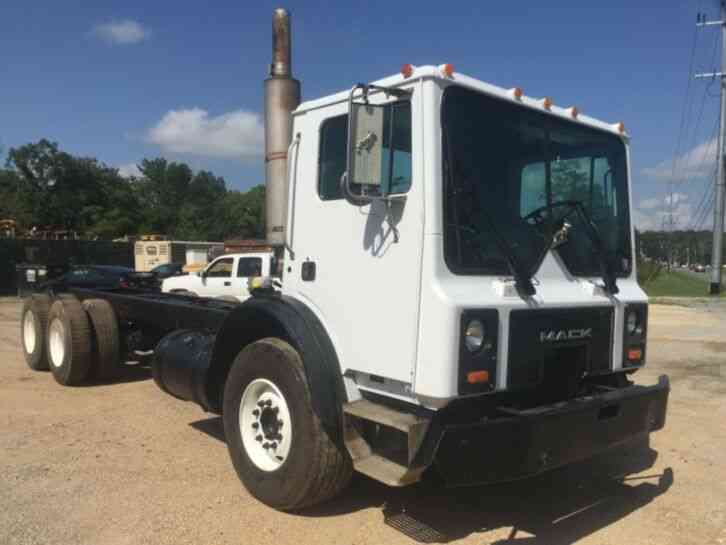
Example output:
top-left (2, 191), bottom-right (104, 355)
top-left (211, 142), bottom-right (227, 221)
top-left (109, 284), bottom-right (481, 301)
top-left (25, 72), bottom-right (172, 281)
top-left (318, 115), bottom-right (348, 200)
top-left (237, 257), bottom-right (262, 278)
top-left (206, 258), bottom-right (233, 278)
top-left (381, 101), bottom-right (412, 195)
top-left (317, 101), bottom-right (413, 200)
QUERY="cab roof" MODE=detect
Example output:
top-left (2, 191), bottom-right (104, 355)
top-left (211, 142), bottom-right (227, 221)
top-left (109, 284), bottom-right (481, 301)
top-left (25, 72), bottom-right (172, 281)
top-left (295, 65), bottom-right (628, 139)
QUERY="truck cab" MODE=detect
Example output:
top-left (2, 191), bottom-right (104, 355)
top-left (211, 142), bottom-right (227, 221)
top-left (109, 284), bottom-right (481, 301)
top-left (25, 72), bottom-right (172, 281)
top-left (162, 252), bottom-right (273, 301)
top-left (284, 65), bottom-right (644, 408)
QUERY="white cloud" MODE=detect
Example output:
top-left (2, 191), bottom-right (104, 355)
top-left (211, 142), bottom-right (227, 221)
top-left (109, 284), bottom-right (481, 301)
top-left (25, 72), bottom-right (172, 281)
top-left (146, 108), bottom-right (264, 160)
top-left (92, 20), bottom-right (149, 45)
top-left (634, 193), bottom-right (693, 230)
top-left (641, 138), bottom-right (717, 183)
top-left (117, 163), bottom-right (141, 178)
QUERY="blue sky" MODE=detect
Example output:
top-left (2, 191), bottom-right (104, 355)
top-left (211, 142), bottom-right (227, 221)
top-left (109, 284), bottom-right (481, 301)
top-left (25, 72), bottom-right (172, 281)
top-left (0, 0), bottom-right (720, 230)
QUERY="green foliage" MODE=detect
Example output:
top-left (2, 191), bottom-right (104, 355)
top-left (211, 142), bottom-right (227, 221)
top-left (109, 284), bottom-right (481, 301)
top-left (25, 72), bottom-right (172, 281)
top-left (636, 258), bottom-right (661, 286)
top-left (1, 139), bottom-right (265, 242)
top-left (642, 270), bottom-right (724, 298)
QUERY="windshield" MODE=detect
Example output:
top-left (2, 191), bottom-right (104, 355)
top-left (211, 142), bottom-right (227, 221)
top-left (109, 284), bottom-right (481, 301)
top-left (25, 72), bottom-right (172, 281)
top-left (442, 86), bottom-right (632, 279)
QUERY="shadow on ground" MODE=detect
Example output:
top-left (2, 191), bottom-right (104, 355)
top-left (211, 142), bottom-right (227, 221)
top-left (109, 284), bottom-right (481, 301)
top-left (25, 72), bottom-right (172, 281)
top-left (79, 362), bottom-right (152, 387)
top-left (190, 416), bottom-right (671, 544)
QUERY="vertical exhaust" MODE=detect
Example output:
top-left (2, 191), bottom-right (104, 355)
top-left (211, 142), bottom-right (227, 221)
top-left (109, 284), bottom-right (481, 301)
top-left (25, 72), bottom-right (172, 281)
top-left (264, 8), bottom-right (301, 250)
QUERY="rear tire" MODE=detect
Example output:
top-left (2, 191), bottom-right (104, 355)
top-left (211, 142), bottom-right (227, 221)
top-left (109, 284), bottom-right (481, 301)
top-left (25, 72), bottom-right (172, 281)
top-left (82, 299), bottom-right (121, 380)
top-left (47, 297), bottom-right (93, 386)
top-left (222, 338), bottom-right (352, 510)
top-left (21, 294), bottom-right (52, 371)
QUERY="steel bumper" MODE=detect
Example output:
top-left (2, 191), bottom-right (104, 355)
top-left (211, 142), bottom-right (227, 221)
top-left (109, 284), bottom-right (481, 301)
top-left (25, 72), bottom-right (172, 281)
top-left (433, 375), bottom-right (670, 486)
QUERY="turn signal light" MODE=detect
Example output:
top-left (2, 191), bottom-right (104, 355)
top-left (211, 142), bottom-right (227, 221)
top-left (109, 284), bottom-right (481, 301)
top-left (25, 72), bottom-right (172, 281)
top-left (466, 370), bottom-right (490, 384)
top-left (627, 348), bottom-right (643, 361)
top-left (401, 63), bottom-right (414, 78)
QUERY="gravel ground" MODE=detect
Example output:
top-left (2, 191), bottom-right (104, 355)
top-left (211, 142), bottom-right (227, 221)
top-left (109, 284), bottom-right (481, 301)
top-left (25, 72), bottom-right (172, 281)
top-left (1, 297), bottom-right (725, 545)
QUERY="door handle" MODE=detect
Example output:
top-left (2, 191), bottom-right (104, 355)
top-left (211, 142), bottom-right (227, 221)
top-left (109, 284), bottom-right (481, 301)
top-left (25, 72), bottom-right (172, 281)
top-left (224, 281), bottom-right (231, 286)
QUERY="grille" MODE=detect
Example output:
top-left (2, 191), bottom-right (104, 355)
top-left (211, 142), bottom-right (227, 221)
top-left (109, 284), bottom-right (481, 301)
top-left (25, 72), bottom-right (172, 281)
top-left (507, 307), bottom-right (613, 397)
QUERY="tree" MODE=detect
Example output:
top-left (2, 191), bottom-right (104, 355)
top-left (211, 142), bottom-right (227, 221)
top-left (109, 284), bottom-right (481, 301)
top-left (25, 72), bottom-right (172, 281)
top-left (222, 185), bottom-right (265, 240)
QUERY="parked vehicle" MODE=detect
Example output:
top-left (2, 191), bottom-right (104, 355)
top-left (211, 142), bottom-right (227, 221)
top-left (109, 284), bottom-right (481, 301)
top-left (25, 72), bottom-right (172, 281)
top-left (134, 239), bottom-right (223, 272)
top-left (40, 265), bottom-right (157, 292)
top-left (18, 9), bottom-right (669, 512)
top-left (161, 252), bottom-right (272, 301)
top-left (151, 262), bottom-right (184, 280)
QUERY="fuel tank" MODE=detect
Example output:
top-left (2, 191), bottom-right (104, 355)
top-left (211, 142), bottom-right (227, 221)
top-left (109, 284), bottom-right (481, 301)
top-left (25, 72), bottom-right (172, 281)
top-left (152, 329), bottom-right (215, 411)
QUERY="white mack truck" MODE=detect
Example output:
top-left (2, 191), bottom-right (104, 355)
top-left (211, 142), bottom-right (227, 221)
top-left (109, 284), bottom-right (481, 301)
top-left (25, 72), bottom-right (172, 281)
top-left (19, 8), bottom-right (668, 511)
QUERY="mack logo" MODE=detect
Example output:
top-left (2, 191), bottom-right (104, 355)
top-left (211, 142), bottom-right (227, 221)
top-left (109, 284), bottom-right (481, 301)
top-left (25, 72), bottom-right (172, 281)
top-left (539, 328), bottom-right (592, 343)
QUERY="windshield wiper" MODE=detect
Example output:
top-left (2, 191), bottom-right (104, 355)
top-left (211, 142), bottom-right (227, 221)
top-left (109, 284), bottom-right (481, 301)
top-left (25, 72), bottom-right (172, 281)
top-left (526, 200), bottom-right (619, 294)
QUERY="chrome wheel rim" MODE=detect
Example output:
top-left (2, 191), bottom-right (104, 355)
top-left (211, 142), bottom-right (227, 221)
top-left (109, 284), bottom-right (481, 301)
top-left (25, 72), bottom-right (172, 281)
top-left (239, 378), bottom-right (292, 471)
top-left (48, 318), bottom-right (66, 368)
top-left (23, 311), bottom-right (36, 354)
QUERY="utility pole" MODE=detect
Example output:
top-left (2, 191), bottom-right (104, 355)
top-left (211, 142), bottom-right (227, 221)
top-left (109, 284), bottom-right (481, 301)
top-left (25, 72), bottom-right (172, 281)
top-left (696, 3), bottom-right (726, 294)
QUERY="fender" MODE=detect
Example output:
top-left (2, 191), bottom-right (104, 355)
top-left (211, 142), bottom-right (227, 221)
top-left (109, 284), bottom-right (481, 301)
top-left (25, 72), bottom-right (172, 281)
top-left (205, 293), bottom-right (347, 443)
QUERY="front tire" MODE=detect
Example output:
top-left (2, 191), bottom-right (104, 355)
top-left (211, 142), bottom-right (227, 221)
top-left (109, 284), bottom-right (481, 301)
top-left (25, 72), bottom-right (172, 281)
top-left (222, 338), bottom-right (352, 510)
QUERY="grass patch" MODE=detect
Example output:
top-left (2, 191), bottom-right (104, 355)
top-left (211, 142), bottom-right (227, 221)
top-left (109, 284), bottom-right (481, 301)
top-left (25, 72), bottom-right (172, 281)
top-left (642, 270), bottom-right (725, 298)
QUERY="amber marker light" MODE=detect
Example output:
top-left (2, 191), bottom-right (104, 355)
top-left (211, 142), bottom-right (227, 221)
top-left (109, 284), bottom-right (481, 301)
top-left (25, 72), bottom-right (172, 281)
top-left (510, 87), bottom-right (523, 100)
top-left (401, 63), bottom-right (414, 78)
top-left (466, 370), bottom-right (490, 384)
top-left (440, 63), bottom-right (455, 78)
top-left (627, 348), bottom-right (643, 361)
top-left (542, 97), bottom-right (553, 110)
top-left (568, 106), bottom-right (579, 119)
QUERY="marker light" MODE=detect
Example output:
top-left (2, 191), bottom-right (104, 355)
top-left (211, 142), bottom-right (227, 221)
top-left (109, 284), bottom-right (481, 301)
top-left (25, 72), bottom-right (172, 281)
top-left (510, 87), bottom-right (523, 100)
top-left (614, 121), bottom-right (626, 134)
top-left (439, 63), bottom-right (455, 78)
top-left (567, 106), bottom-right (579, 119)
top-left (627, 348), bottom-right (643, 361)
top-left (541, 97), bottom-right (553, 110)
top-left (401, 63), bottom-right (414, 78)
top-left (466, 370), bottom-right (490, 384)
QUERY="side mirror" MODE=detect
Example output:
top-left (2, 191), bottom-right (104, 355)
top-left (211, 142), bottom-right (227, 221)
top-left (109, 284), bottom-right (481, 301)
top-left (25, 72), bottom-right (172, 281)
top-left (348, 102), bottom-right (385, 190)
top-left (343, 83), bottom-right (412, 205)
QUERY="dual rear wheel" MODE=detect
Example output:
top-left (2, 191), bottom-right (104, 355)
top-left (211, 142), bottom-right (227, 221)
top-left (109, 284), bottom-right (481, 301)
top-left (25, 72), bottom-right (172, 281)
top-left (21, 294), bottom-right (121, 385)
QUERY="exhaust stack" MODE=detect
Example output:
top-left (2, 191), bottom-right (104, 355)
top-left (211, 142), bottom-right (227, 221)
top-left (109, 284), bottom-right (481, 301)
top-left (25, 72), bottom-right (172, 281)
top-left (264, 8), bottom-right (301, 249)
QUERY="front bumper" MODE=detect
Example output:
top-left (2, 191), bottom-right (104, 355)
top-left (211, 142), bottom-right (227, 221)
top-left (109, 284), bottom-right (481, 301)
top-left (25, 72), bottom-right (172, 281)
top-left (432, 375), bottom-right (669, 486)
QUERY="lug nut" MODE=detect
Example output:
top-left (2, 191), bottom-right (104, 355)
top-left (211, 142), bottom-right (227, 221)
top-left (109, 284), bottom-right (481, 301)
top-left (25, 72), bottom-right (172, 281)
top-left (252, 409), bottom-right (260, 417)
top-left (252, 422), bottom-right (259, 429)
top-left (255, 435), bottom-right (262, 442)
top-left (270, 442), bottom-right (277, 449)
top-left (257, 401), bottom-right (265, 408)
top-left (263, 442), bottom-right (271, 450)
top-left (266, 400), bottom-right (272, 407)
top-left (272, 407), bottom-right (279, 415)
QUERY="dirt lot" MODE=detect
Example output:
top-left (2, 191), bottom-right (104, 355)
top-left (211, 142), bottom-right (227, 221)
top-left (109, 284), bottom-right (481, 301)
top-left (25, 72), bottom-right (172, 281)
top-left (1, 297), bottom-right (725, 545)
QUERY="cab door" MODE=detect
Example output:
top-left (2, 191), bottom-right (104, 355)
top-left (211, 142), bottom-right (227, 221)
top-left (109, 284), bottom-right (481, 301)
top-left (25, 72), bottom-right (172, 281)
top-left (283, 89), bottom-right (423, 386)
top-left (199, 256), bottom-right (234, 297)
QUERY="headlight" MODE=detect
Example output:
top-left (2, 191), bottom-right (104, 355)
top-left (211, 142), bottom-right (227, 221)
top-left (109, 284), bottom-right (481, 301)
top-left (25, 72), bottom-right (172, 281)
top-left (626, 310), bottom-right (642, 335)
top-left (464, 319), bottom-right (485, 352)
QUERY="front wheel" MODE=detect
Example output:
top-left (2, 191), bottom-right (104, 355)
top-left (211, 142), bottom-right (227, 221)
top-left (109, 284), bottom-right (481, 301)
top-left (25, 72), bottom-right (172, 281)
top-left (222, 338), bottom-right (352, 510)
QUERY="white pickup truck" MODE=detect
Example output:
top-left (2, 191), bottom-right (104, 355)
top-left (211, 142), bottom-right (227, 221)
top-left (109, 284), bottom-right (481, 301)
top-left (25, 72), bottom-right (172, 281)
top-left (161, 252), bottom-right (274, 301)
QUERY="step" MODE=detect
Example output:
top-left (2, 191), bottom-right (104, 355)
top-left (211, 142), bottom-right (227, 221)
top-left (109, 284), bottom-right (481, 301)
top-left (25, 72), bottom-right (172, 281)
top-left (353, 454), bottom-right (426, 487)
top-left (343, 399), bottom-right (425, 433)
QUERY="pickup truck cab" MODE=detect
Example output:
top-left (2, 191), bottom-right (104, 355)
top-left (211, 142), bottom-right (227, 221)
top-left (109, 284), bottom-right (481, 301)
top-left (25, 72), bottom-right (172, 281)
top-left (161, 252), bottom-right (273, 301)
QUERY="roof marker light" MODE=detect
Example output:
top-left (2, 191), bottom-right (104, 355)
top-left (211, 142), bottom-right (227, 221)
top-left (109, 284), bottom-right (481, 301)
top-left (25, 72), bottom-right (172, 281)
top-left (509, 87), bottom-right (523, 100)
top-left (401, 63), bottom-right (414, 78)
top-left (613, 121), bottom-right (626, 134)
top-left (541, 97), bottom-right (553, 110)
top-left (567, 106), bottom-right (579, 119)
top-left (439, 63), bottom-right (455, 78)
